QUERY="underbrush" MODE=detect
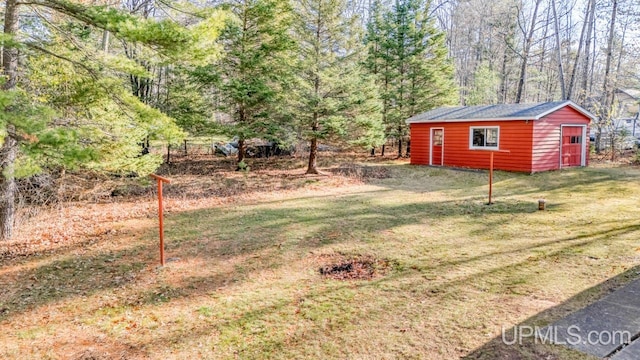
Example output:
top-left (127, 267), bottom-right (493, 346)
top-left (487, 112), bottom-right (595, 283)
top-left (8, 151), bottom-right (399, 260)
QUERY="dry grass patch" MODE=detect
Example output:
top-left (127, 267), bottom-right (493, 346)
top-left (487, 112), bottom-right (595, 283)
top-left (326, 163), bottom-right (392, 180)
top-left (318, 253), bottom-right (395, 281)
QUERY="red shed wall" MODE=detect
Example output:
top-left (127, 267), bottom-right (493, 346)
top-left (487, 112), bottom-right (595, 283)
top-left (410, 120), bottom-right (534, 172)
top-left (409, 123), bottom-right (431, 165)
top-left (532, 106), bottom-right (591, 172)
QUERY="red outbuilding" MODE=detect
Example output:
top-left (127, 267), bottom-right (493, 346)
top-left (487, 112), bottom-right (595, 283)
top-left (406, 101), bottom-right (595, 173)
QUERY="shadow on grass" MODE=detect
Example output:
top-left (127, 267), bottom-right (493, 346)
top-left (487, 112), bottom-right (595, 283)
top-left (461, 265), bottom-right (640, 360)
top-left (0, 239), bottom-right (156, 321)
top-left (370, 165), bottom-right (640, 200)
top-left (161, 162), bottom-right (490, 202)
top-left (112, 219), bottom-right (640, 359)
top-left (103, 203), bottom-right (640, 357)
top-left (161, 193), bottom-right (544, 259)
top-left (0, 192), bottom-right (544, 323)
top-left (495, 167), bottom-right (639, 198)
top-left (4, 181), bottom-right (636, 315)
top-left (2, 166), bottom-right (640, 358)
top-left (142, 162), bottom-right (639, 205)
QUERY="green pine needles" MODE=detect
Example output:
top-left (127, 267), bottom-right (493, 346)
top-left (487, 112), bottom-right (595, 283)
top-left (365, 0), bottom-right (457, 157)
top-left (294, 0), bottom-right (385, 173)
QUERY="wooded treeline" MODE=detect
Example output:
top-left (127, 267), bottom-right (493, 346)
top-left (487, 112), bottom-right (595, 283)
top-left (434, 0), bottom-right (639, 152)
top-left (0, 0), bottom-right (638, 240)
top-left (435, 0), bottom-right (638, 106)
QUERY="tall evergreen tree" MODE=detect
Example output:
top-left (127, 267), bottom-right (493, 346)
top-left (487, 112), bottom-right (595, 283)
top-left (213, 0), bottom-right (296, 164)
top-left (364, 0), bottom-right (392, 153)
top-left (365, 0), bottom-right (457, 157)
top-left (0, 0), bottom-right (225, 240)
top-left (294, 0), bottom-right (384, 174)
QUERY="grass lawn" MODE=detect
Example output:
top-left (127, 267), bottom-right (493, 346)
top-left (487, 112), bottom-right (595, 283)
top-left (1, 161), bottom-right (640, 359)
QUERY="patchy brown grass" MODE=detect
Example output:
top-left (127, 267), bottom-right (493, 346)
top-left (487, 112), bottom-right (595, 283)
top-left (1, 152), bottom-right (640, 359)
top-left (318, 253), bottom-right (395, 281)
top-left (7, 153), bottom-right (392, 260)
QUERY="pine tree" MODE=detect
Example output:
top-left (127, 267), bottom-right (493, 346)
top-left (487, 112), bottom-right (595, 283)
top-left (365, 0), bottom-right (457, 157)
top-left (212, 0), bottom-right (296, 164)
top-left (294, 0), bottom-right (384, 174)
top-left (466, 63), bottom-right (500, 105)
top-left (0, 0), bottom-right (225, 240)
top-left (164, 65), bottom-right (217, 136)
top-left (364, 0), bottom-right (392, 154)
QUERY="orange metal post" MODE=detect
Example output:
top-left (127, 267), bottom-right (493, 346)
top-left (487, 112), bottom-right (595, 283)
top-left (158, 179), bottom-right (165, 266)
top-left (150, 174), bottom-right (171, 266)
top-left (486, 150), bottom-right (509, 205)
top-left (488, 152), bottom-right (494, 205)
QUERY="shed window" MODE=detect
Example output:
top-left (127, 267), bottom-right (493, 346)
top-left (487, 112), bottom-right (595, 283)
top-left (470, 126), bottom-right (499, 150)
top-left (432, 130), bottom-right (443, 145)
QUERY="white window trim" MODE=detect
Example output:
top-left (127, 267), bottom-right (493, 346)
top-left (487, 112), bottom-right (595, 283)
top-left (430, 127), bottom-right (444, 166)
top-left (469, 126), bottom-right (500, 150)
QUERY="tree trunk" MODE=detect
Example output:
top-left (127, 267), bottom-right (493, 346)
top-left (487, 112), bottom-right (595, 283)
top-left (397, 138), bottom-right (403, 158)
top-left (102, 30), bottom-right (110, 53)
top-left (237, 138), bottom-right (245, 164)
top-left (3, 0), bottom-right (19, 91)
top-left (370, 148), bottom-right (375, 156)
top-left (614, 22), bottom-right (628, 84)
top-left (588, 29), bottom-right (596, 95)
top-left (515, 0), bottom-right (542, 103)
top-left (406, 140), bottom-right (410, 157)
top-left (537, 8), bottom-right (551, 102)
top-left (381, 144), bottom-right (386, 156)
top-left (307, 138), bottom-right (318, 174)
top-left (599, 0), bottom-right (618, 153)
top-left (602, 0), bottom-right (617, 102)
top-left (610, 135), bottom-right (616, 162)
top-left (579, 0), bottom-right (596, 102)
top-left (166, 144), bottom-right (171, 164)
top-left (0, 0), bottom-right (20, 240)
top-left (500, 51), bottom-right (508, 103)
top-left (567, 0), bottom-right (591, 100)
top-left (0, 131), bottom-right (17, 240)
top-left (551, 0), bottom-right (566, 100)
